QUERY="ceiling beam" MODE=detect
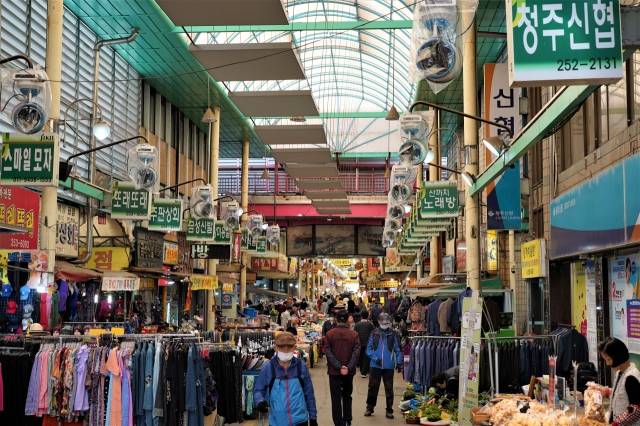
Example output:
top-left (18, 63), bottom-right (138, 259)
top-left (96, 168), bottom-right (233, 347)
top-left (172, 20), bottom-right (414, 33)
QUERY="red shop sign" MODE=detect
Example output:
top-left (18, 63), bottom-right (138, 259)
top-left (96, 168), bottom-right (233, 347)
top-left (0, 186), bottom-right (39, 250)
top-left (251, 257), bottom-right (279, 271)
top-left (456, 239), bottom-right (466, 273)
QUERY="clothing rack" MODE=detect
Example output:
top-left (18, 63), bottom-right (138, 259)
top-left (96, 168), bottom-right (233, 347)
top-left (409, 335), bottom-right (461, 340)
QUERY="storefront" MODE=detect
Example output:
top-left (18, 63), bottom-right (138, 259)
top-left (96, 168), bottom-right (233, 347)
top-left (521, 239), bottom-right (550, 335)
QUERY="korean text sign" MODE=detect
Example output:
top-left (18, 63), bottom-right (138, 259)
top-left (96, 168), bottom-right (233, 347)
top-left (149, 199), bottom-right (183, 231)
top-left (111, 182), bottom-right (151, 220)
top-left (190, 275), bottom-right (218, 291)
top-left (506, 0), bottom-right (623, 86)
top-left (0, 186), bottom-right (39, 250)
top-left (521, 239), bottom-right (547, 278)
top-left (251, 257), bottom-right (279, 271)
top-left (56, 202), bottom-right (79, 258)
top-left (80, 247), bottom-right (129, 270)
top-left (420, 181), bottom-right (458, 219)
top-left (186, 217), bottom-right (215, 241)
top-left (1, 133), bottom-right (59, 186)
top-left (101, 277), bottom-right (140, 291)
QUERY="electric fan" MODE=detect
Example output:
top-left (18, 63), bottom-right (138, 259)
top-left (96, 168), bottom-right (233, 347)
top-left (387, 193), bottom-right (411, 221)
top-left (221, 202), bottom-right (241, 230)
top-left (190, 185), bottom-right (216, 219)
top-left (245, 214), bottom-right (264, 239)
top-left (267, 224), bottom-right (281, 245)
top-left (389, 164), bottom-right (417, 204)
top-left (385, 218), bottom-right (402, 232)
top-left (128, 144), bottom-right (159, 191)
top-left (398, 113), bottom-right (430, 166)
top-left (0, 66), bottom-right (52, 134)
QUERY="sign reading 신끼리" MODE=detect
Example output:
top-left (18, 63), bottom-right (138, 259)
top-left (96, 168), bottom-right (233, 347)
top-left (420, 181), bottom-right (458, 219)
top-left (111, 182), bottom-right (151, 220)
top-left (149, 199), bottom-right (183, 231)
top-left (101, 276), bottom-right (140, 291)
top-left (1, 133), bottom-right (59, 186)
top-left (506, 0), bottom-right (623, 86)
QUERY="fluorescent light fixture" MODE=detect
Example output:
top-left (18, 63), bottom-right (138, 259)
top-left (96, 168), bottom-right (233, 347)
top-left (482, 135), bottom-right (509, 157)
top-left (107, 295), bottom-right (112, 303)
top-left (461, 172), bottom-right (476, 186)
top-left (425, 148), bottom-right (435, 163)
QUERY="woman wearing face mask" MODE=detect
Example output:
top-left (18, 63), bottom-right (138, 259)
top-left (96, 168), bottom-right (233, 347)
top-left (588, 337), bottom-right (640, 425)
top-left (323, 312), bottom-right (336, 336)
top-left (254, 332), bottom-right (318, 426)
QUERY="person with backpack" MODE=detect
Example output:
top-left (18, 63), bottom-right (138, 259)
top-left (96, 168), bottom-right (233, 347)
top-left (254, 332), bottom-right (318, 426)
top-left (325, 310), bottom-right (360, 426)
top-left (364, 313), bottom-right (403, 419)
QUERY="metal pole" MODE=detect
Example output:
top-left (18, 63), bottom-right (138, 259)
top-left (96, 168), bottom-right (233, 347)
top-left (206, 107), bottom-right (221, 331)
top-left (463, 17), bottom-right (480, 291)
top-left (240, 139), bottom-right (249, 308)
top-left (430, 109), bottom-right (441, 276)
top-left (416, 163), bottom-right (423, 281)
top-left (509, 230), bottom-right (517, 333)
top-left (43, 0), bottom-right (64, 287)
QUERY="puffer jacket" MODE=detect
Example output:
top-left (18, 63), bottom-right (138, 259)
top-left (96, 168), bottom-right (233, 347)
top-left (366, 328), bottom-right (403, 370)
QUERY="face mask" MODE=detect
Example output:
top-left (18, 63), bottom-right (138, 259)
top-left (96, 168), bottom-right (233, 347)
top-left (329, 318), bottom-right (335, 323)
top-left (277, 351), bottom-right (294, 362)
top-left (380, 324), bottom-right (390, 330)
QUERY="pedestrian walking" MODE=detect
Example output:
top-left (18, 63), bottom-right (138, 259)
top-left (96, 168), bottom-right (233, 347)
top-left (254, 332), bottom-right (318, 426)
top-left (325, 310), bottom-right (360, 426)
top-left (364, 313), bottom-right (403, 419)
top-left (370, 303), bottom-right (382, 328)
top-left (322, 312), bottom-right (336, 336)
top-left (354, 310), bottom-right (375, 378)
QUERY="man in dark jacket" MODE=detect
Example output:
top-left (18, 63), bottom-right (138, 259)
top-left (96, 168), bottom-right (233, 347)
top-left (325, 310), bottom-right (360, 426)
top-left (370, 303), bottom-right (382, 328)
top-left (322, 312), bottom-right (336, 336)
top-left (353, 310), bottom-right (375, 378)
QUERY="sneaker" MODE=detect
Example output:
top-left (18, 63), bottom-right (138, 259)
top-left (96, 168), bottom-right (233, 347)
top-left (385, 411), bottom-right (394, 419)
top-left (364, 408), bottom-right (374, 417)
top-left (361, 374), bottom-right (367, 378)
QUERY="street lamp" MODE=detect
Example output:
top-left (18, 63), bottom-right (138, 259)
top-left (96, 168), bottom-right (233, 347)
top-left (61, 97), bottom-right (112, 146)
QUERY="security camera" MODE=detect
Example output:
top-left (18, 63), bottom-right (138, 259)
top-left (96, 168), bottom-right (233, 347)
top-left (340, 215), bottom-right (345, 221)
top-left (511, 262), bottom-right (516, 274)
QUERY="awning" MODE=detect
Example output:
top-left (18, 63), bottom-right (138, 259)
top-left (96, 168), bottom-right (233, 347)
top-left (254, 270), bottom-right (298, 279)
top-left (127, 266), bottom-right (191, 281)
top-left (246, 284), bottom-right (289, 299)
top-left (56, 261), bottom-right (138, 282)
top-left (408, 278), bottom-right (504, 298)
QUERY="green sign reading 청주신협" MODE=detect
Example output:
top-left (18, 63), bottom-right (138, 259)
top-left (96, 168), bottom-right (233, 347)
top-left (506, 0), bottom-right (623, 86)
top-left (111, 182), bottom-right (152, 220)
top-left (149, 199), bottom-right (183, 231)
top-left (186, 217), bottom-right (215, 241)
top-left (212, 223), bottom-right (232, 245)
top-left (420, 181), bottom-right (458, 219)
top-left (1, 133), bottom-right (59, 186)
top-left (256, 236), bottom-right (267, 254)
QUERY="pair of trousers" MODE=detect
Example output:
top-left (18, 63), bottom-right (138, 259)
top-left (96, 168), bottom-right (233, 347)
top-left (358, 349), bottom-right (370, 376)
top-left (366, 367), bottom-right (394, 413)
top-left (329, 374), bottom-right (354, 426)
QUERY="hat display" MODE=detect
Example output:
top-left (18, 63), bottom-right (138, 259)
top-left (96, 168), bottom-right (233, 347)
top-left (6, 300), bottom-right (18, 314)
top-left (274, 332), bottom-right (297, 347)
top-left (336, 310), bottom-right (349, 322)
top-left (22, 318), bottom-right (31, 330)
top-left (60, 325), bottom-right (73, 335)
top-left (1, 283), bottom-right (12, 297)
top-left (7, 316), bottom-right (20, 332)
top-left (19, 285), bottom-right (30, 301)
top-left (30, 322), bottom-right (43, 331)
top-left (0, 313), bottom-right (9, 329)
top-left (23, 304), bottom-right (34, 318)
top-left (378, 313), bottom-right (391, 325)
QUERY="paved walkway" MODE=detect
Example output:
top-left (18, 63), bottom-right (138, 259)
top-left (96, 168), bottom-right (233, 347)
top-left (239, 356), bottom-right (409, 426)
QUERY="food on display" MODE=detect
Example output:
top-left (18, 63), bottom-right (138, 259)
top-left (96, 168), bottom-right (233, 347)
top-left (584, 389), bottom-right (606, 423)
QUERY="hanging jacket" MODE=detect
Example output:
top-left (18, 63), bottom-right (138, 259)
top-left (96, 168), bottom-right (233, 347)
top-left (254, 356), bottom-right (317, 426)
top-left (366, 328), bottom-right (403, 370)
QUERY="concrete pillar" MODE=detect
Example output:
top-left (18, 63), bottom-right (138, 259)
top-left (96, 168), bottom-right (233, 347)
top-left (206, 106), bottom-right (221, 330)
top-left (463, 18), bottom-right (480, 291)
top-left (239, 139), bottom-right (249, 308)
top-left (416, 164), bottom-right (423, 280)
top-left (430, 109), bottom-right (441, 276)
top-left (43, 0), bottom-right (64, 290)
top-left (298, 263), bottom-right (303, 300)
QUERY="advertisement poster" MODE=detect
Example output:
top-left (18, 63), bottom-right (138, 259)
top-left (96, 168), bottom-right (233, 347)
top-left (573, 262), bottom-right (587, 337)
top-left (458, 292), bottom-right (482, 426)
top-left (610, 254), bottom-right (640, 353)
top-left (586, 261), bottom-right (598, 367)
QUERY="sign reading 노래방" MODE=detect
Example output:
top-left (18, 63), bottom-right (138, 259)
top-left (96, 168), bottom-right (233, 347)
top-left (186, 217), bottom-right (215, 241)
top-left (506, 0), bottom-right (624, 87)
top-left (56, 202), bottom-right (79, 258)
top-left (1, 133), bottom-right (59, 186)
top-left (190, 274), bottom-right (218, 291)
top-left (149, 199), bottom-right (183, 231)
top-left (420, 181), bottom-right (459, 219)
top-left (0, 186), bottom-right (39, 250)
top-left (521, 239), bottom-right (547, 278)
top-left (111, 182), bottom-right (151, 220)
top-left (101, 276), bottom-right (140, 291)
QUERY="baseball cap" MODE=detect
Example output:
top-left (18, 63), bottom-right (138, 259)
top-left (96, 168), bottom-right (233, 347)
top-left (336, 310), bottom-right (349, 322)
top-left (1, 283), bottom-right (11, 297)
top-left (23, 304), bottom-right (34, 318)
top-left (6, 300), bottom-right (18, 314)
top-left (7, 316), bottom-right (20, 332)
top-left (378, 313), bottom-right (391, 325)
top-left (0, 313), bottom-right (8, 328)
top-left (19, 285), bottom-right (30, 300)
top-left (274, 332), bottom-right (297, 347)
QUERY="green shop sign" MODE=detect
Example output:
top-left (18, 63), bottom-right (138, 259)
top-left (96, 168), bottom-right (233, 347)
top-left (111, 182), bottom-right (151, 220)
top-left (506, 0), bottom-right (623, 86)
top-left (1, 133), bottom-right (59, 186)
top-left (149, 199), bottom-right (183, 232)
top-left (187, 217), bottom-right (215, 241)
top-left (256, 236), bottom-right (267, 254)
top-left (241, 229), bottom-right (257, 252)
top-left (420, 181), bottom-right (459, 219)
top-left (212, 223), bottom-right (232, 245)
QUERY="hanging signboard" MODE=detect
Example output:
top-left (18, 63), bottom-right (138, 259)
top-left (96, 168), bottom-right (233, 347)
top-left (163, 242), bottom-right (179, 265)
top-left (420, 181), bottom-right (459, 219)
top-left (0, 186), bottom-right (39, 250)
top-left (366, 280), bottom-right (397, 289)
top-left (1, 133), bottom-right (59, 186)
top-left (486, 230), bottom-right (498, 272)
top-left (256, 236), bottom-right (267, 254)
top-left (55, 202), bottom-right (79, 258)
top-left (101, 276), bottom-right (140, 291)
top-left (186, 217), bottom-right (215, 241)
top-left (190, 274), bottom-right (218, 290)
top-left (149, 199), bottom-right (183, 231)
top-left (521, 239), bottom-right (547, 278)
top-left (174, 232), bottom-right (192, 274)
top-left (251, 257), bottom-right (280, 271)
top-left (506, 0), bottom-right (623, 86)
top-left (190, 244), bottom-right (231, 260)
top-left (111, 182), bottom-right (151, 220)
top-left (458, 291), bottom-right (483, 426)
top-left (457, 239), bottom-right (467, 272)
top-left (80, 247), bottom-right (129, 270)
top-left (134, 227), bottom-right (164, 269)
top-left (212, 223), bottom-right (232, 245)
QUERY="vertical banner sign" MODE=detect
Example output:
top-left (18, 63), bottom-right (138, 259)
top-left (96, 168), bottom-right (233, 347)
top-left (111, 182), bottom-right (151, 220)
top-left (586, 261), bottom-right (599, 366)
top-left (521, 239), bottom-right (547, 278)
top-left (241, 230), bottom-right (258, 252)
top-left (231, 230), bottom-right (241, 265)
top-left (458, 292), bottom-right (482, 426)
top-left (484, 63), bottom-right (523, 230)
top-left (486, 230), bottom-right (498, 271)
top-left (0, 187), bottom-right (39, 250)
top-left (256, 237), bottom-right (267, 254)
top-left (1, 133), bottom-right (59, 186)
top-left (149, 199), bottom-right (183, 231)
top-left (506, 0), bottom-right (624, 86)
top-left (55, 203), bottom-right (79, 258)
top-left (186, 217), bottom-right (215, 241)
